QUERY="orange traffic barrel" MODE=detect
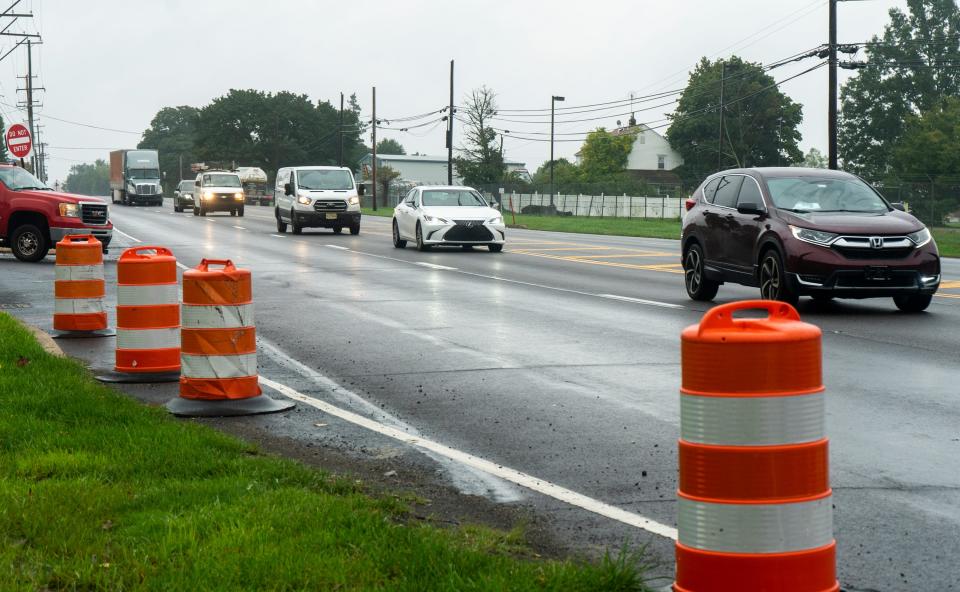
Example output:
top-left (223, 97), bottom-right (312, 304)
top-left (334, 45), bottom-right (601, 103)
top-left (674, 300), bottom-right (838, 592)
top-left (52, 234), bottom-right (114, 338)
top-left (96, 247), bottom-right (181, 383)
top-left (165, 259), bottom-right (292, 416)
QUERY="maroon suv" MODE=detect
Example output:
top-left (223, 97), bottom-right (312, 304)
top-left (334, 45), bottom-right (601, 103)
top-left (681, 168), bottom-right (940, 312)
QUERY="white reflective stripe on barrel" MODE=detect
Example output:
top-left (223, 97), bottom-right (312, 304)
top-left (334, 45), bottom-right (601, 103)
top-left (54, 298), bottom-right (105, 314)
top-left (117, 284), bottom-right (179, 306)
top-left (180, 353), bottom-right (257, 379)
top-left (680, 392), bottom-right (825, 446)
top-left (678, 495), bottom-right (833, 553)
top-left (181, 304), bottom-right (254, 329)
top-left (116, 327), bottom-right (180, 350)
top-left (55, 265), bottom-right (104, 281)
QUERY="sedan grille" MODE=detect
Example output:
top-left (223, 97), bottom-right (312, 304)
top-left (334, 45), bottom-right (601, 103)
top-left (80, 203), bottom-right (109, 226)
top-left (444, 222), bottom-right (493, 242)
top-left (314, 200), bottom-right (347, 211)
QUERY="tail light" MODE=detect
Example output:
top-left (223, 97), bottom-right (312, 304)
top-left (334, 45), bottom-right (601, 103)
top-left (685, 197), bottom-right (697, 211)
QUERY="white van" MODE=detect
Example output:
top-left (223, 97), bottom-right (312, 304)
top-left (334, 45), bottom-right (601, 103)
top-left (274, 166), bottom-right (364, 235)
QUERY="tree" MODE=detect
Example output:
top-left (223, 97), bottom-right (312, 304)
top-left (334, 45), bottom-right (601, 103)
top-left (376, 164), bottom-right (401, 206)
top-left (139, 106), bottom-right (199, 187)
top-left (839, 0), bottom-right (960, 177)
top-left (667, 56), bottom-right (803, 183)
top-left (454, 86), bottom-right (504, 186)
top-left (532, 157), bottom-right (581, 186)
top-left (64, 159), bottom-right (110, 195)
top-left (801, 148), bottom-right (828, 169)
top-left (578, 128), bottom-right (634, 180)
top-left (376, 138), bottom-right (406, 155)
top-left (893, 98), bottom-right (960, 176)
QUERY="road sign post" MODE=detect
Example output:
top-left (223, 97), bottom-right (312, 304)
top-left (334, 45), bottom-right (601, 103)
top-left (6, 124), bottom-right (33, 161)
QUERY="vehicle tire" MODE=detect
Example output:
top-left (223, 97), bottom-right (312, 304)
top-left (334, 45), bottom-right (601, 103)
top-left (349, 224), bottom-right (360, 236)
top-left (758, 248), bottom-right (798, 305)
top-left (10, 224), bottom-right (49, 262)
top-left (238, 207), bottom-right (244, 217)
top-left (683, 243), bottom-right (719, 301)
top-left (291, 209), bottom-right (302, 235)
top-left (193, 206), bottom-right (199, 216)
top-left (416, 222), bottom-right (430, 251)
top-left (276, 210), bottom-right (287, 233)
top-left (230, 209), bottom-right (237, 217)
top-left (488, 244), bottom-right (503, 253)
top-left (392, 220), bottom-right (407, 248)
top-left (332, 226), bottom-right (343, 234)
top-left (893, 294), bottom-right (932, 313)
top-left (200, 206), bottom-right (207, 217)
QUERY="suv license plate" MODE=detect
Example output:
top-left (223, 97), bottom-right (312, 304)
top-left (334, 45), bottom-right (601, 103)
top-left (325, 213), bottom-right (338, 220)
top-left (864, 266), bottom-right (890, 281)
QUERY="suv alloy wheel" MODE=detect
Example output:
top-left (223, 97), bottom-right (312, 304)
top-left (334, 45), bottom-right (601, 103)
top-left (759, 249), bottom-right (798, 305)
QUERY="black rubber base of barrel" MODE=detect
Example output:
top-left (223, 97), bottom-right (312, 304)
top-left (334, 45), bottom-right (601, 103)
top-left (95, 370), bottom-right (180, 384)
top-left (51, 328), bottom-right (116, 339)
top-left (165, 395), bottom-right (295, 417)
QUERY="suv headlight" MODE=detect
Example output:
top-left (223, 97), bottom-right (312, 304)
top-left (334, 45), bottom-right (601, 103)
top-left (789, 225), bottom-right (838, 246)
top-left (907, 227), bottom-right (932, 247)
top-left (297, 195), bottom-right (312, 205)
top-left (348, 196), bottom-right (360, 206)
top-left (58, 203), bottom-right (80, 218)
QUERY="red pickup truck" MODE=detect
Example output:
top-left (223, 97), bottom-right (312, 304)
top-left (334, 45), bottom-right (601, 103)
top-left (0, 164), bottom-right (113, 262)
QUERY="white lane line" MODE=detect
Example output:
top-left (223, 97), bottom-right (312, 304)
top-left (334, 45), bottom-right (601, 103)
top-left (325, 245), bottom-right (349, 251)
top-left (259, 375), bottom-right (678, 540)
top-left (270, 234), bottom-right (286, 238)
top-left (112, 228), bottom-right (141, 243)
top-left (176, 262), bottom-right (190, 271)
top-left (415, 262), bottom-right (458, 271)
top-left (233, 225), bottom-right (246, 230)
top-left (599, 294), bottom-right (685, 310)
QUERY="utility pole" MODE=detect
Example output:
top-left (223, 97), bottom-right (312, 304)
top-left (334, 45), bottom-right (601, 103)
top-left (179, 154), bottom-right (183, 182)
top-left (550, 95), bottom-right (564, 206)
top-left (338, 92), bottom-right (344, 167)
top-left (447, 59), bottom-right (454, 185)
top-left (371, 86), bottom-right (377, 211)
top-left (828, 0), bottom-right (838, 170)
top-left (25, 38), bottom-right (34, 172)
top-left (717, 60), bottom-right (726, 170)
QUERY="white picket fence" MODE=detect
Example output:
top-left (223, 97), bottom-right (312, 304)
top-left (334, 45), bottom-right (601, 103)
top-left (487, 192), bottom-right (684, 219)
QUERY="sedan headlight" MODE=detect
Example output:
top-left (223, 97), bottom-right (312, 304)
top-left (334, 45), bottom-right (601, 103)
top-left (297, 195), bottom-right (312, 205)
top-left (907, 227), bottom-right (932, 247)
top-left (423, 214), bottom-right (450, 224)
top-left (234, 192), bottom-right (244, 200)
top-left (348, 196), bottom-right (360, 206)
top-left (203, 191), bottom-right (214, 200)
top-left (789, 225), bottom-right (838, 246)
top-left (58, 203), bottom-right (80, 218)
top-left (487, 215), bottom-right (503, 225)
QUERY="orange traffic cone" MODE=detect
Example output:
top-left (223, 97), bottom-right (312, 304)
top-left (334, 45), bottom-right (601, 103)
top-left (165, 259), bottom-right (292, 416)
top-left (674, 301), bottom-right (838, 592)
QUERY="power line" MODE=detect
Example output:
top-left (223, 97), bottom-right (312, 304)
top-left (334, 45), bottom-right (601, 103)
top-left (0, 99), bottom-right (141, 134)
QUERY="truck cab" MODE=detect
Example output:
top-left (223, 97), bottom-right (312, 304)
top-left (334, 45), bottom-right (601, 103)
top-left (110, 149), bottom-right (163, 207)
top-left (0, 165), bottom-right (113, 261)
top-left (193, 171), bottom-right (245, 216)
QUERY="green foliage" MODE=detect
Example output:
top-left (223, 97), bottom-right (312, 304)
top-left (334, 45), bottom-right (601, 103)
top-left (578, 128), bottom-right (634, 180)
top-left (667, 56), bottom-right (803, 184)
top-left (893, 98), bottom-right (960, 177)
top-left (138, 106), bottom-right (198, 186)
top-left (64, 159), bottom-right (110, 195)
top-left (532, 157), bottom-right (581, 187)
top-left (801, 148), bottom-right (828, 169)
top-left (839, 0), bottom-right (960, 177)
top-left (375, 164), bottom-right (401, 206)
top-left (454, 86), bottom-right (506, 185)
top-left (376, 138), bottom-right (406, 155)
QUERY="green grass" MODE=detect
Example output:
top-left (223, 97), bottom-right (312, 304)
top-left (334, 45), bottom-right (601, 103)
top-left (932, 226), bottom-right (960, 258)
top-left (506, 215), bottom-right (681, 240)
top-left (362, 206), bottom-right (394, 217)
top-left (0, 313), bottom-right (649, 591)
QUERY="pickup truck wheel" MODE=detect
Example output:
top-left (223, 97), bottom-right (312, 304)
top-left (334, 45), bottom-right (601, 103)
top-left (11, 224), bottom-right (49, 262)
top-left (291, 209), bottom-right (302, 234)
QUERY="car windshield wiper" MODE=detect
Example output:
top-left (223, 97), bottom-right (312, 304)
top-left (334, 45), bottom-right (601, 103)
top-left (16, 186), bottom-right (50, 191)
top-left (779, 207), bottom-right (811, 213)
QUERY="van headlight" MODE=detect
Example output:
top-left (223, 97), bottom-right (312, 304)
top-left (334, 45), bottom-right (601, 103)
top-left (58, 203), bottom-right (80, 218)
top-left (297, 195), bottom-right (312, 205)
top-left (203, 191), bottom-right (214, 200)
top-left (907, 227), bottom-right (932, 247)
top-left (789, 225), bottom-right (838, 246)
top-left (348, 196), bottom-right (360, 206)
top-left (234, 192), bottom-right (244, 200)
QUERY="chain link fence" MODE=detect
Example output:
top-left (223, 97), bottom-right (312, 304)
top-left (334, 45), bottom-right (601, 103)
top-left (868, 177), bottom-right (960, 227)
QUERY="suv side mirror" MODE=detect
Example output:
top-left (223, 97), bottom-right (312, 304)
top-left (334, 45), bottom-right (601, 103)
top-left (194, 180), bottom-right (200, 187)
top-left (891, 202), bottom-right (906, 212)
top-left (736, 202), bottom-right (765, 216)
top-left (357, 184), bottom-right (365, 196)
top-left (284, 183), bottom-right (293, 196)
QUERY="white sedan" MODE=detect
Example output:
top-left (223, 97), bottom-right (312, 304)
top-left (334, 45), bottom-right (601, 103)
top-left (392, 186), bottom-right (505, 252)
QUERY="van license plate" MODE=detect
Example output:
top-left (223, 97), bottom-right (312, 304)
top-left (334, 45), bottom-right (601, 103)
top-left (325, 213), bottom-right (338, 220)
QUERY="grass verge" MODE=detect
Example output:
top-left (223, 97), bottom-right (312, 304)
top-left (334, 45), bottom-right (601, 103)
top-left (0, 313), bottom-right (650, 591)
top-left (932, 226), bottom-right (960, 258)
top-left (362, 206), bottom-right (393, 218)
top-left (506, 215), bottom-right (681, 241)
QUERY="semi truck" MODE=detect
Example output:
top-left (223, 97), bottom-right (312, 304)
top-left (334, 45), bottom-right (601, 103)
top-left (110, 149), bottom-right (163, 206)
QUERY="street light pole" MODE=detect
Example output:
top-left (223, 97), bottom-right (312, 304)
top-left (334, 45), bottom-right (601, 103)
top-left (550, 95), bottom-right (564, 206)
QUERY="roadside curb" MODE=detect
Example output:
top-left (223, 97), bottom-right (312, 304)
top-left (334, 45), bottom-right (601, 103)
top-left (16, 319), bottom-right (66, 358)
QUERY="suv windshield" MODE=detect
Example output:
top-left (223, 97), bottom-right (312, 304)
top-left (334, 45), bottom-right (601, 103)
top-left (767, 177), bottom-right (889, 213)
top-left (128, 168), bottom-right (160, 180)
top-left (0, 166), bottom-right (49, 191)
top-left (205, 174), bottom-right (241, 188)
top-left (296, 169), bottom-right (353, 190)
top-left (421, 190), bottom-right (486, 207)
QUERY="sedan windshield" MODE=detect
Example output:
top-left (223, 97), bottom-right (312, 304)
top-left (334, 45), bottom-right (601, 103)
top-left (421, 190), bottom-right (487, 207)
top-left (297, 170), bottom-right (353, 190)
top-left (766, 177), bottom-right (889, 213)
top-left (178, 181), bottom-right (194, 191)
top-left (0, 166), bottom-right (49, 190)
top-left (206, 174), bottom-right (241, 188)
top-left (129, 168), bottom-right (160, 180)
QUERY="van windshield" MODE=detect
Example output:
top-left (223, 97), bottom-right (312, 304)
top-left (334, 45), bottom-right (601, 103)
top-left (296, 169), bottom-right (353, 190)
top-left (206, 174), bottom-right (241, 188)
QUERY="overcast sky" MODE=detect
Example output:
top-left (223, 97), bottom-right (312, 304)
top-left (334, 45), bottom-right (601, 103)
top-left (2, 0), bottom-right (909, 183)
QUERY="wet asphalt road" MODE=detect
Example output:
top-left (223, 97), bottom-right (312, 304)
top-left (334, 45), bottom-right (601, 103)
top-left (2, 199), bottom-right (959, 591)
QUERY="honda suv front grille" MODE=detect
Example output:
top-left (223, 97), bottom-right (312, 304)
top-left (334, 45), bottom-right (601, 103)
top-left (314, 200), bottom-right (347, 211)
top-left (832, 235), bottom-right (915, 260)
top-left (80, 203), bottom-right (109, 226)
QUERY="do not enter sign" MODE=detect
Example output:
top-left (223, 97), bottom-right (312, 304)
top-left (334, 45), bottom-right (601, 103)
top-left (6, 124), bottom-right (32, 159)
